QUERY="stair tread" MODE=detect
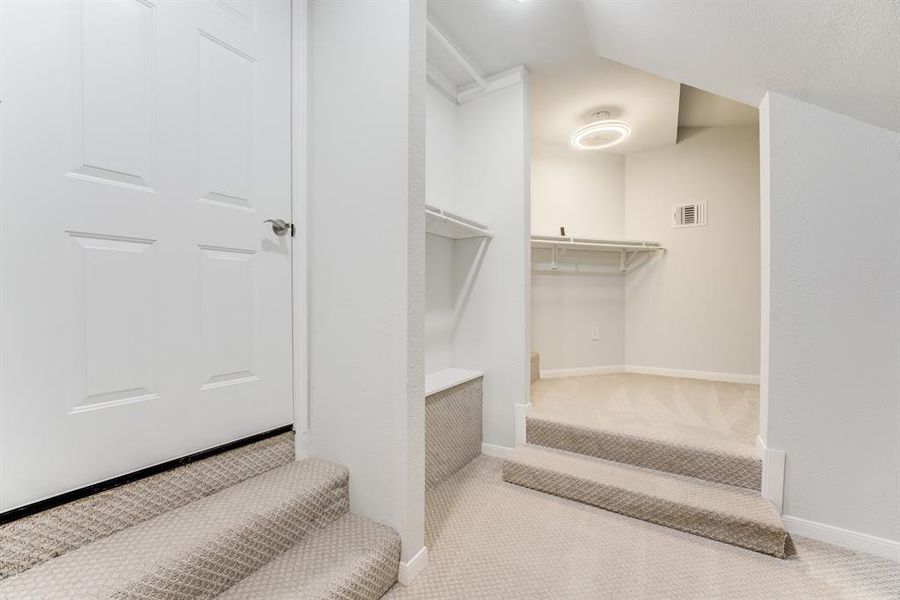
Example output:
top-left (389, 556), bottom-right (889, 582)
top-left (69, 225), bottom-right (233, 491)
top-left (217, 513), bottom-right (400, 599)
top-left (0, 458), bottom-right (349, 599)
top-left (528, 415), bottom-right (761, 460)
top-left (527, 416), bottom-right (762, 490)
top-left (0, 431), bottom-right (296, 580)
top-left (504, 446), bottom-right (784, 532)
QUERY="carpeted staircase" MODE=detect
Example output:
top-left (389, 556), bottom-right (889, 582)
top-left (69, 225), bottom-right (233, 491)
top-left (0, 432), bottom-right (400, 599)
top-left (503, 416), bottom-right (788, 557)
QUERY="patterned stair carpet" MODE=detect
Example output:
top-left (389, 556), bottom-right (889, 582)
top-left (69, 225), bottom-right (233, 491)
top-left (527, 416), bottom-right (762, 490)
top-left (0, 434), bottom-right (400, 600)
top-left (0, 431), bottom-right (295, 579)
top-left (218, 513), bottom-right (400, 600)
top-left (513, 372), bottom-right (782, 556)
top-left (504, 445), bottom-right (785, 557)
top-left (387, 456), bottom-right (900, 599)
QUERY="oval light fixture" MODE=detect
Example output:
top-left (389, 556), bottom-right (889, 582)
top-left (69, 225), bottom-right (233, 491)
top-left (570, 111), bottom-right (631, 150)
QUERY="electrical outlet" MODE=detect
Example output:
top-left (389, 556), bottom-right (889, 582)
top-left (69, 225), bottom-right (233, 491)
top-left (591, 327), bottom-right (600, 341)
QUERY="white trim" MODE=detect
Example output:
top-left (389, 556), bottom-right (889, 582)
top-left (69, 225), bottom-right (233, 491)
top-left (425, 20), bottom-right (485, 89)
top-left (398, 545), bottom-right (429, 585)
top-left (290, 0), bottom-right (310, 455)
top-left (457, 66), bottom-right (527, 104)
top-left (782, 515), bottom-right (900, 562)
top-left (481, 442), bottom-right (514, 458)
top-left (295, 429), bottom-right (311, 460)
top-left (426, 65), bottom-right (458, 105)
top-left (540, 365), bottom-right (624, 379)
top-left (515, 402), bottom-right (531, 445)
top-left (758, 94), bottom-right (772, 447)
top-left (757, 435), bottom-right (785, 513)
top-left (539, 365), bottom-right (759, 384)
top-left (624, 365), bottom-right (760, 385)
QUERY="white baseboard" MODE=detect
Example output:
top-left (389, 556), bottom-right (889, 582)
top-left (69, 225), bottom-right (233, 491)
top-left (398, 545), bottom-right (428, 585)
top-left (757, 435), bottom-right (785, 513)
top-left (540, 365), bottom-right (623, 379)
top-left (515, 402), bottom-right (532, 445)
top-left (782, 515), bottom-right (900, 561)
top-left (624, 365), bottom-right (760, 385)
top-left (481, 443), bottom-right (514, 458)
top-left (294, 429), bottom-right (311, 459)
top-left (538, 364), bottom-right (759, 384)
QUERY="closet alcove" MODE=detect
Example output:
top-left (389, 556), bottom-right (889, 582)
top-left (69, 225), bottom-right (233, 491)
top-left (422, 45), bottom-right (529, 487)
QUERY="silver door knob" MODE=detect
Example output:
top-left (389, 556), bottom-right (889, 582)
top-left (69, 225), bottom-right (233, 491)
top-left (264, 219), bottom-right (292, 237)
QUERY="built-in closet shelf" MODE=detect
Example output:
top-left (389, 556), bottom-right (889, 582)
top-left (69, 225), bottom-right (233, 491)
top-left (531, 235), bottom-right (664, 272)
top-left (426, 205), bottom-right (492, 239)
top-left (425, 368), bottom-right (483, 396)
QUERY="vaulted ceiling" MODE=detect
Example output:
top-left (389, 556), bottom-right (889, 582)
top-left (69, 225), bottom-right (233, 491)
top-left (582, 0), bottom-right (900, 132)
top-left (428, 0), bottom-right (900, 133)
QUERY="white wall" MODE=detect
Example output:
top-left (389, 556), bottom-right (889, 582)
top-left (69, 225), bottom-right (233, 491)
top-left (624, 126), bottom-right (760, 378)
top-left (425, 85), bottom-right (457, 375)
top-left (425, 85), bottom-right (457, 211)
top-left (530, 147), bottom-right (626, 372)
top-left (425, 234), bottom-right (454, 374)
top-left (531, 147), bottom-right (625, 238)
top-left (424, 76), bottom-right (530, 449)
top-left (307, 0), bottom-right (425, 563)
top-left (531, 128), bottom-right (760, 377)
top-left (531, 259), bottom-right (625, 372)
top-left (761, 92), bottom-right (900, 544)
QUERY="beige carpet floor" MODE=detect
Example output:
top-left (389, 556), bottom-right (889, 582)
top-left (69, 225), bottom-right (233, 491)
top-left (531, 373), bottom-right (759, 450)
top-left (386, 456), bottom-right (899, 599)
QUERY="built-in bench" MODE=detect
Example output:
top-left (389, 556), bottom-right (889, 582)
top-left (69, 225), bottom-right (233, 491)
top-left (425, 369), bottom-right (483, 487)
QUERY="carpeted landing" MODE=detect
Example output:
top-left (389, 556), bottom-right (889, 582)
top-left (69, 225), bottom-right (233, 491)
top-left (0, 433), bottom-right (400, 599)
top-left (387, 456), bottom-right (900, 599)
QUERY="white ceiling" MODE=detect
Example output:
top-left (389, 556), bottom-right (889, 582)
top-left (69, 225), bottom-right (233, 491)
top-left (582, 1), bottom-right (900, 132)
top-left (529, 56), bottom-right (680, 155)
top-left (427, 0), bottom-right (594, 86)
top-left (429, 0), bottom-right (900, 133)
top-left (428, 1), bottom-right (757, 155)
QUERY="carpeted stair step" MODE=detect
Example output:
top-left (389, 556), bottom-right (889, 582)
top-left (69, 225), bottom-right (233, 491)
top-left (527, 416), bottom-right (762, 490)
top-left (0, 431), bottom-right (295, 580)
top-left (503, 445), bottom-right (787, 557)
top-left (0, 458), bottom-right (349, 599)
top-left (217, 513), bottom-right (400, 599)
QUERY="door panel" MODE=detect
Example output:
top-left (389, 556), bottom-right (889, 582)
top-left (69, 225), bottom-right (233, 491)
top-left (67, 232), bottom-right (160, 413)
top-left (0, 0), bottom-right (293, 511)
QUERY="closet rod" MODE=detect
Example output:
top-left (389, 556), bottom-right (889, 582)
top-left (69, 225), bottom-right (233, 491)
top-left (426, 205), bottom-right (492, 239)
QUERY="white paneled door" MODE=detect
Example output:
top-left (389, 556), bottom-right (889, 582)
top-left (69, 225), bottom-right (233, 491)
top-left (0, 0), bottom-right (294, 511)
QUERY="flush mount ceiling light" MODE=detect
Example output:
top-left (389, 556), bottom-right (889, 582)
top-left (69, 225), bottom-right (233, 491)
top-left (570, 111), bottom-right (631, 150)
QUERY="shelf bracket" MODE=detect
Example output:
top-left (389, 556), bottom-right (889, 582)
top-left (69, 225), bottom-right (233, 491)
top-left (620, 249), bottom-right (642, 272)
top-left (551, 245), bottom-right (567, 270)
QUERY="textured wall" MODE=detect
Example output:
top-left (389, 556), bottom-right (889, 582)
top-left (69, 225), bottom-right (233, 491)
top-left (405, 0), bottom-right (427, 565)
top-left (762, 92), bottom-right (900, 542)
top-left (624, 126), bottom-right (761, 377)
top-left (307, 0), bottom-right (425, 563)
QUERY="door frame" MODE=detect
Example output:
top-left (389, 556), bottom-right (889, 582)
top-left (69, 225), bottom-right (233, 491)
top-left (291, 0), bottom-right (310, 458)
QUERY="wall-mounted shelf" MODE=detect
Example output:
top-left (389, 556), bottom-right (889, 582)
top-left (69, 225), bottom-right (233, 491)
top-left (531, 235), bottom-right (664, 272)
top-left (426, 205), bottom-right (492, 239)
top-left (425, 368), bottom-right (483, 396)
